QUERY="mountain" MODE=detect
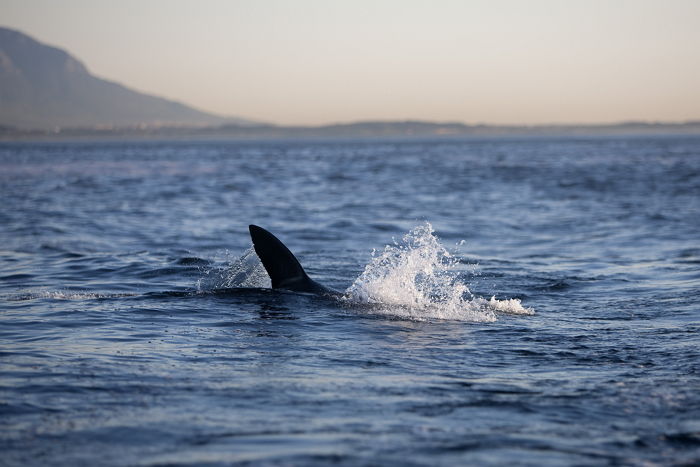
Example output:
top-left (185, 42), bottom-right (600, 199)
top-left (4, 118), bottom-right (699, 141)
top-left (0, 27), bottom-right (254, 130)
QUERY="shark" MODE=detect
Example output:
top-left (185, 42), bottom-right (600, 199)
top-left (248, 225), bottom-right (340, 296)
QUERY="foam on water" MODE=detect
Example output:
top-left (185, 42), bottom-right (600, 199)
top-left (345, 222), bottom-right (533, 322)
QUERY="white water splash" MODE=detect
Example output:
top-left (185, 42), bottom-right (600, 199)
top-left (485, 295), bottom-right (533, 315)
top-left (202, 223), bottom-right (533, 322)
top-left (197, 247), bottom-right (271, 290)
top-left (345, 222), bottom-right (533, 322)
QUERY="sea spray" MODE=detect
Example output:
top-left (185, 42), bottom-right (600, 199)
top-left (485, 295), bottom-right (533, 314)
top-left (197, 247), bottom-right (271, 290)
top-left (345, 222), bottom-right (533, 321)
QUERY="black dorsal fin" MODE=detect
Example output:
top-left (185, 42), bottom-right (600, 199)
top-left (249, 225), bottom-right (309, 290)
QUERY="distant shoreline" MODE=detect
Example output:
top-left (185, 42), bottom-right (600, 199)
top-left (2, 120), bottom-right (700, 142)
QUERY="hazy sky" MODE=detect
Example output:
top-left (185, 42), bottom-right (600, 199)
top-left (2, 0), bottom-right (699, 125)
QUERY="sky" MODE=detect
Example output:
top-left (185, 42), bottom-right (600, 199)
top-left (2, 0), bottom-right (699, 126)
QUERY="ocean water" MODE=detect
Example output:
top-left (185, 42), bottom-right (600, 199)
top-left (1, 137), bottom-right (699, 465)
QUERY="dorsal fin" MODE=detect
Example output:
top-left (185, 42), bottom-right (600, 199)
top-left (249, 225), bottom-right (309, 290)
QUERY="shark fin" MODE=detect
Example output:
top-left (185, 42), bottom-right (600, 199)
top-left (249, 224), bottom-right (310, 290)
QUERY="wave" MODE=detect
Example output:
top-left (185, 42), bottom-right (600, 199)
top-left (6, 290), bottom-right (138, 301)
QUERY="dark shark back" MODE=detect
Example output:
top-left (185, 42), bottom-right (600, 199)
top-left (248, 225), bottom-right (333, 294)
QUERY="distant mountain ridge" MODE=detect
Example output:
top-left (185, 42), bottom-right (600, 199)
top-left (3, 118), bottom-right (699, 141)
top-left (0, 27), bottom-right (254, 129)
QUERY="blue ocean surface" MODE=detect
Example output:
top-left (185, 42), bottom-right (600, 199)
top-left (1, 137), bottom-right (699, 465)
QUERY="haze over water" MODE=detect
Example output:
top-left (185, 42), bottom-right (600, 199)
top-left (1, 136), bottom-right (699, 464)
